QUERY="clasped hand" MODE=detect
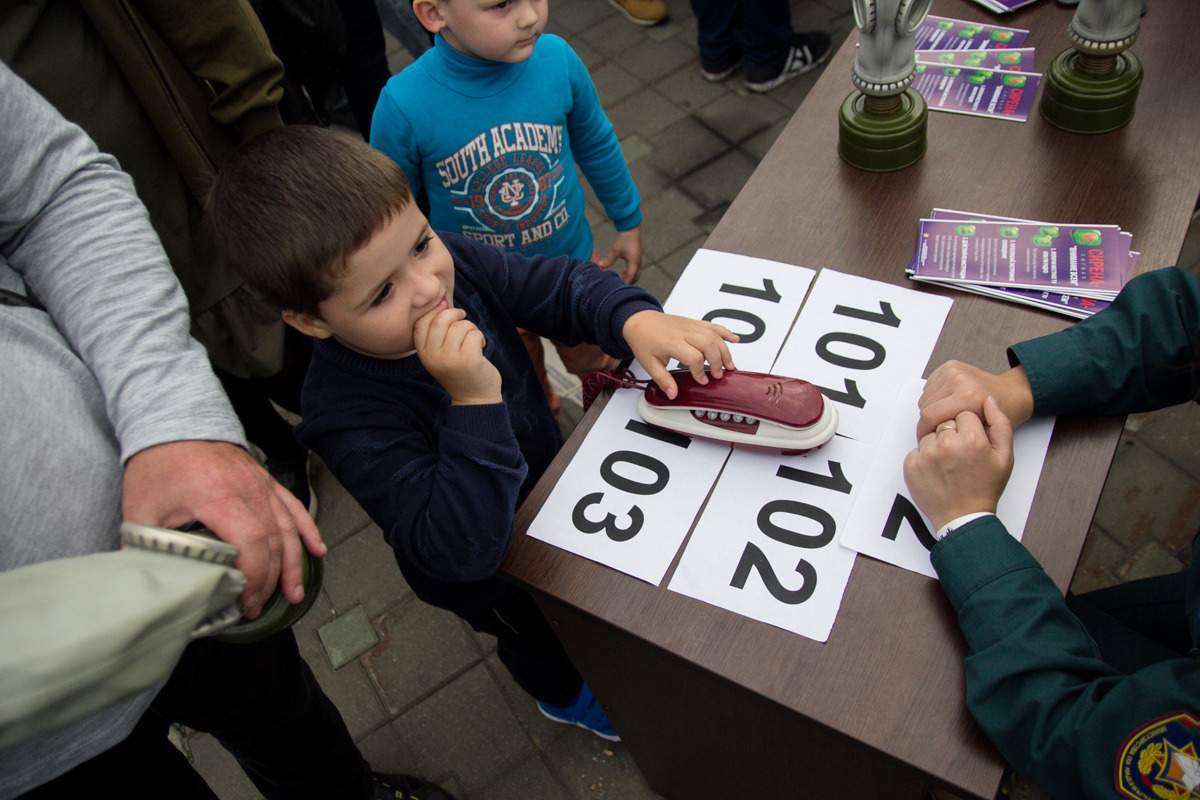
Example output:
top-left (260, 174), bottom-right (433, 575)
top-left (903, 359), bottom-right (1035, 532)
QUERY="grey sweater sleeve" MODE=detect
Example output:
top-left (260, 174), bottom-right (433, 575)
top-left (0, 61), bottom-right (244, 460)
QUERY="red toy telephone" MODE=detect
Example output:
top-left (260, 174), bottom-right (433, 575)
top-left (584, 368), bottom-right (838, 455)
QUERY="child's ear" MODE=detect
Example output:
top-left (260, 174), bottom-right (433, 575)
top-left (282, 309), bottom-right (333, 340)
top-left (411, 0), bottom-right (446, 34)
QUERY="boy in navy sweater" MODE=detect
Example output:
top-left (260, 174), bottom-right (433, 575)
top-left (205, 125), bottom-right (736, 740)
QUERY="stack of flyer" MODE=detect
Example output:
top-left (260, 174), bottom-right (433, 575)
top-left (911, 16), bottom-right (1040, 122)
top-left (906, 209), bottom-right (1139, 318)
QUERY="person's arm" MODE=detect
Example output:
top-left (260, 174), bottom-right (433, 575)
top-left (369, 76), bottom-right (427, 198)
top-left (0, 63), bottom-right (321, 614)
top-left (118, 0), bottom-right (285, 140)
top-left (303, 386), bottom-right (528, 584)
top-left (934, 517), bottom-right (1200, 800)
top-left (1011, 265), bottom-right (1200, 418)
top-left (904, 396), bottom-right (1200, 800)
top-left (561, 40), bottom-right (642, 277)
top-left (916, 266), bottom-right (1200, 438)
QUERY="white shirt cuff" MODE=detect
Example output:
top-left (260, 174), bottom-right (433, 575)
top-left (934, 512), bottom-right (996, 542)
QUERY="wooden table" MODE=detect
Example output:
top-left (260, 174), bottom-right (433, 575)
top-left (503, 1), bottom-right (1200, 797)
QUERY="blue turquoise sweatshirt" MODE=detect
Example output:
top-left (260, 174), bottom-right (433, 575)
top-left (370, 33), bottom-right (641, 261)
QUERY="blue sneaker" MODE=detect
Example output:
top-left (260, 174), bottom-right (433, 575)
top-left (537, 684), bottom-right (620, 741)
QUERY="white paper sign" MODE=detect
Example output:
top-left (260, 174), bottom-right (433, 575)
top-left (839, 378), bottom-right (1055, 578)
top-left (527, 389), bottom-right (731, 584)
top-left (775, 270), bottom-right (952, 444)
top-left (668, 437), bottom-right (868, 642)
top-left (659, 249), bottom-right (816, 373)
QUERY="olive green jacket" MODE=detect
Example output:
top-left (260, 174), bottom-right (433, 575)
top-left (0, 0), bottom-right (288, 377)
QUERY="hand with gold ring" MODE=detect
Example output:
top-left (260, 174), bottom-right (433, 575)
top-left (903, 398), bottom-right (1015, 531)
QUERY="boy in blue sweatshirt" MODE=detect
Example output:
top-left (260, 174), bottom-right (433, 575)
top-left (372, 0), bottom-right (641, 416)
top-left (205, 125), bottom-right (736, 741)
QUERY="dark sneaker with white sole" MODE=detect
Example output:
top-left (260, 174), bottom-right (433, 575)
top-left (701, 57), bottom-right (741, 82)
top-left (744, 31), bottom-right (832, 93)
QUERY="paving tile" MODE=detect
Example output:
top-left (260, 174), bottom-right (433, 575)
top-left (638, 186), bottom-right (707, 262)
top-left (307, 651), bottom-right (391, 740)
top-left (656, 66), bottom-right (733, 114)
top-left (319, 604), bottom-right (381, 668)
top-left (354, 723), bottom-right (426, 784)
top-left (1069, 525), bottom-right (1127, 594)
top-left (678, 149), bottom-right (759, 211)
top-left (391, 663), bottom-right (536, 793)
top-left (576, 12), bottom-right (648, 59)
top-left (310, 455), bottom-right (374, 548)
top-left (626, 157), bottom-right (673, 200)
top-left (484, 652), bottom-right (572, 749)
top-left (551, 0), bottom-right (613, 34)
top-left (477, 755), bottom-right (574, 800)
top-left (636, 263), bottom-right (677, 304)
top-left (740, 117), bottom-right (790, 161)
top-left (1130, 402), bottom-right (1200, 483)
top-left (644, 117), bottom-right (730, 179)
top-left (543, 731), bottom-right (666, 800)
top-left (644, 20), bottom-right (687, 44)
top-left (589, 62), bottom-right (643, 108)
top-left (693, 90), bottom-right (792, 145)
top-left (1118, 541), bottom-right (1186, 582)
top-left (567, 36), bottom-right (605, 71)
top-left (615, 37), bottom-right (697, 85)
top-left (1093, 439), bottom-right (1200, 555)
top-left (657, 234), bottom-right (708, 281)
top-left (187, 733), bottom-right (262, 800)
top-left (362, 598), bottom-right (483, 715)
top-left (607, 87), bottom-right (689, 140)
top-left (323, 523), bottom-right (413, 618)
top-left (620, 132), bottom-right (654, 164)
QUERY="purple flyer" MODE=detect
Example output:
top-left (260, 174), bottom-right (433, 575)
top-left (914, 48), bottom-right (1034, 71)
top-left (956, 283), bottom-right (1112, 319)
top-left (911, 219), bottom-right (1129, 298)
top-left (914, 15), bottom-right (1029, 51)
top-left (912, 62), bottom-right (1041, 122)
top-left (983, 0), bottom-right (1042, 12)
top-left (921, 208), bottom-right (1136, 283)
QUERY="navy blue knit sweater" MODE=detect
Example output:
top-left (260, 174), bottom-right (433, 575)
top-left (295, 233), bottom-right (660, 610)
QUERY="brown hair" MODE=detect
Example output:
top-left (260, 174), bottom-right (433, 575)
top-left (204, 125), bottom-right (412, 316)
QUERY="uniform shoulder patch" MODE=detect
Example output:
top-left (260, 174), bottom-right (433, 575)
top-left (1118, 711), bottom-right (1200, 799)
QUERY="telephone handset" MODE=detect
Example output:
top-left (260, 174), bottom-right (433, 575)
top-left (636, 369), bottom-right (839, 455)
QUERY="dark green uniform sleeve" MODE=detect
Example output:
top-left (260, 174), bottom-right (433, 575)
top-left (1008, 266), bottom-right (1200, 417)
top-left (934, 518), bottom-right (1200, 800)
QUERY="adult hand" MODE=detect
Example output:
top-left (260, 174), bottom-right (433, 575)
top-left (623, 309), bottom-right (738, 398)
top-left (596, 226), bottom-right (643, 285)
top-left (903, 396), bottom-right (1015, 531)
top-left (123, 440), bottom-right (325, 618)
top-left (917, 361), bottom-right (1035, 439)
top-left (414, 306), bottom-right (502, 405)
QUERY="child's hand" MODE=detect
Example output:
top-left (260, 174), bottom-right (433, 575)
top-left (414, 307), bottom-right (502, 405)
top-left (596, 226), bottom-right (643, 285)
top-left (623, 310), bottom-right (738, 399)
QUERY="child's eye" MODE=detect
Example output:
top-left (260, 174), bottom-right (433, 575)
top-left (371, 282), bottom-right (393, 307)
top-left (413, 235), bottom-right (432, 256)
